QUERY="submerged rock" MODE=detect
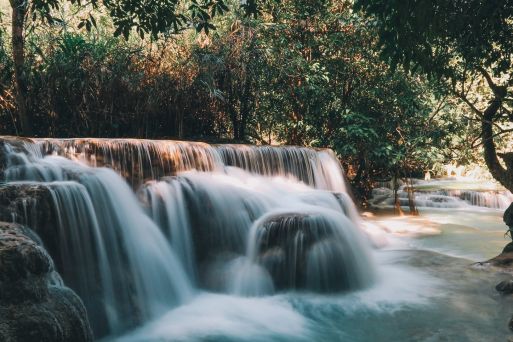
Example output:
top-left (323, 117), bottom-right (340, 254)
top-left (496, 280), bottom-right (513, 294)
top-left (256, 213), bottom-right (332, 290)
top-left (0, 222), bottom-right (93, 342)
top-left (253, 211), bottom-right (373, 292)
top-left (483, 252), bottom-right (513, 268)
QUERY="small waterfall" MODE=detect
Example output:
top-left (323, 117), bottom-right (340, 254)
top-left (34, 138), bottom-right (221, 185)
top-left (442, 189), bottom-right (513, 209)
top-left (138, 179), bottom-right (197, 282)
top-left (137, 167), bottom-right (375, 295)
top-left (0, 137), bottom-right (376, 338)
top-left (244, 209), bottom-right (375, 294)
top-left (371, 180), bottom-right (513, 210)
top-left (2, 143), bottom-right (193, 337)
top-left (29, 138), bottom-right (348, 191)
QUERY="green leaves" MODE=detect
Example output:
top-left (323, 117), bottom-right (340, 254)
top-left (77, 14), bottom-right (97, 32)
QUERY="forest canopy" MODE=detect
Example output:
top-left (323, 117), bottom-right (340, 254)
top-left (0, 0), bottom-right (511, 199)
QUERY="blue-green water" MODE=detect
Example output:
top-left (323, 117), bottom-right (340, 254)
top-left (118, 208), bottom-right (513, 342)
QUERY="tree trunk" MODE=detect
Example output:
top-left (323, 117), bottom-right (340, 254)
top-left (406, 177), bottom-right (418, 216)
top-left (10, 0), bottom-right (32, 136)
top-left (482, 98), bottom-right (513, 192)
top-left (239, 71), bottom-right (252, 142)
top-left (393, 171), bottom-right (403, 215)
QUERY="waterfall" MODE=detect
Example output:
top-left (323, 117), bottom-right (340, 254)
top-left (0, 137), bottom-right (375, 338)
top-left (245, 209), bottom-right (375, 294)
top-left (29, 138), bottom-right (348, 191)
top-left (372, 181), bottom-right (513, 210)
top-left (2, 143), bottom-right (193, 337)
top-left (138, 168), bottom-right (374, 296)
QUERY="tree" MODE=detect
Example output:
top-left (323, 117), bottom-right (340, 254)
top-left (245, 0), bottom-right (453, 203)
top-left (354, 0), bottom-right (513, 192)
top-left (10, 0), bottom-right (31, 134)
top-left (8, 0), bottom-right (257, 135)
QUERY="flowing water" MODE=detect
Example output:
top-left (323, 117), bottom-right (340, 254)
top-left (1, 138), bottom-right (512, 341)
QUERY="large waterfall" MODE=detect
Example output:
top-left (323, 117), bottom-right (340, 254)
top-left (0, 138), bottom-right (376, 339)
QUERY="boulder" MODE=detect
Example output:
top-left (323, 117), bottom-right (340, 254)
top-left (255, 212), bottom-right (337, 291)
top-left (0, 222), bottom-right (93, 342)
top-left (0, 183), bottom-right (63, 268)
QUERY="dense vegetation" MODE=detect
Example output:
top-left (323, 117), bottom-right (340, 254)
top-left (0, 0), bottom-right (511, 201)
top-left (356, 0), bottom-right (513, 193)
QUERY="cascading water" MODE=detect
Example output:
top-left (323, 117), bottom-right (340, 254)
top-left (31, 138), bottom-right (349, 190)
top-left (245, 209), bottom-right (374, 293)
top-left (2, 142), bottom-right (193, 337)
top-left (138, 168), bottom-right (375, 296)
top-left (0, 137), bottom-right (375, 339)
top-left (372, 178), bottom-right (513, 210)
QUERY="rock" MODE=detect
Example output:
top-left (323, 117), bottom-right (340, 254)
top-left (503, 242), bottom-right (513, 254)
top-left (0, 184), bottom-right (117, 337)
top-left (0, 222), bottom-right (93, 342)
top-left (496, 280), bottom-right (513, 294)
top-left (478, 203), bottom-right (513, 269)
top-left (509, 315), bottom-right (513, 332)
top-left (255, 212), bottom-right (337, 291)
top-left (480, 252), bottom-right (513, 268)
top-left (0, 136), bottom-right (35, 174)
top-left (0, 183), bottom-right (54, 227)
top-left (0, 183), bottom-right (73, 274)
top-left (0, 183), bottom-right (63, 267)
top-left (505, 202), bottom-right (513, 229)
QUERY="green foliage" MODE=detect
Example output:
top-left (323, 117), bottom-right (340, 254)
top-left (247, 0), bottom-right (453, 176)
top-left (29, 0), bottom-right (257, 38)
top-left (0, 0), bottom-right (464, 202)
top-left (354, 0), bottom-right (513, 81)
top-left (355, 0), bottom-right (513, 192)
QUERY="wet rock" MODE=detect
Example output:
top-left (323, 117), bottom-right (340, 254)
top-left (0, 222), bottom-right (93, 342)
top-left (0, 183), bottom-right (53, 227)
top-left (480, 252), bottom-right (513, 268)
top-left (255, 212), bottom-right (340, 291)
top-left (0, 136), bottom-right (35, 174)
top-left (0, 183), bottom-right (62, 267)
top-left (505, 202), bottom-right (513, 229)
top-left (496, 280), bottom-right (513, 294)
top-left (479, 203), bottom-right (513, 269)
top-left (503, 242), bottom-right (513, 254)
top-left (0, 184), bottom-right (119, 337)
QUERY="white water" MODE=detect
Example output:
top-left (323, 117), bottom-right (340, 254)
top-left (138, 168), bottom-right (375, 296)
top-left (3, 144), bottom-right (193, 336)
top-left (2, 139), bottom-right (512, 341)
top-left (372, 178), bottom-right (513, 210)
top-left (1, 138), bottom-right (375, 340)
